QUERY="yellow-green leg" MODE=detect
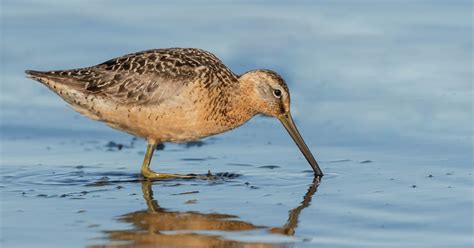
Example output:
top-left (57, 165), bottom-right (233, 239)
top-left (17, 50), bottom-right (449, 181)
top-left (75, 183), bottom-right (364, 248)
top-left (140, 143), bottom-right (196, 180)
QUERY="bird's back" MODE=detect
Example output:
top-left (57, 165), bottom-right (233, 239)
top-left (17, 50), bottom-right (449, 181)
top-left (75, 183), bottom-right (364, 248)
top-left (27, 48), bottom-right (238, 104)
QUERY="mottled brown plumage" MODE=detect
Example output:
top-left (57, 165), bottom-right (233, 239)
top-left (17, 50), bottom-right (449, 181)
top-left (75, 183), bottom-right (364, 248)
top-left (26, 47), bottom-right (322, 179)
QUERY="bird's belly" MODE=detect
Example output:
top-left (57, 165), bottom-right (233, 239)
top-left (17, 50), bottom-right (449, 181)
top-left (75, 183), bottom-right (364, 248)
top-left (98, 103), bottom-right (231, 143)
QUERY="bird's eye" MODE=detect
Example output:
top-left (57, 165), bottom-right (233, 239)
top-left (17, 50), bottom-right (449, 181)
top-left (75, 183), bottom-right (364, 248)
top-left (273, 89), bottom-right (282, 98)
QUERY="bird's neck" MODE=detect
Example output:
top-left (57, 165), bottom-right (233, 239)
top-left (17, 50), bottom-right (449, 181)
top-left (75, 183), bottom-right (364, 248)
top-left (225, 76), bottom-right (259, 124)
top-left (200, 76), bottom-right (257, 132)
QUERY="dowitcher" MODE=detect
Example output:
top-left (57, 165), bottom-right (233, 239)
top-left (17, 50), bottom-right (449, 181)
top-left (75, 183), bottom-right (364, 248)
top-left (26, 48), bottom-right (323, 179)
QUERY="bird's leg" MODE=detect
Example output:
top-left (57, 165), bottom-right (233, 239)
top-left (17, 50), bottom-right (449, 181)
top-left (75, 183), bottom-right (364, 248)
top-left (140, 143), bottom-right (196, 180)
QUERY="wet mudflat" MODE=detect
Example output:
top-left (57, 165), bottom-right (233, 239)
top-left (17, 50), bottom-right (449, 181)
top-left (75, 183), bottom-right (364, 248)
top-left (1, 1), bottom-right (472, 247)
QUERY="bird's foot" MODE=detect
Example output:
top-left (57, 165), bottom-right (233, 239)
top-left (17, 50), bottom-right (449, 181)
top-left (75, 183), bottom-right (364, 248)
top-left (141, 168), bottom-right (197, 180)
top-left (141, 168), bottom-right (219, 180)
top-left (141, 168), bottom-right (238, 181)
top-left (186, 170), bottom-right (223, 180)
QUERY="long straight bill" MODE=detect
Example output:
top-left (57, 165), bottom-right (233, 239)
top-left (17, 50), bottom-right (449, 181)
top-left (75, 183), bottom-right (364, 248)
top-left (279, 113), bottom-right (323, 177)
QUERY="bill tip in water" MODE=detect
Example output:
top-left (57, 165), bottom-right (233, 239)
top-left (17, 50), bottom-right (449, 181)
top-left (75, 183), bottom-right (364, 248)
top-left (278, 113), bottom-right (324, 177)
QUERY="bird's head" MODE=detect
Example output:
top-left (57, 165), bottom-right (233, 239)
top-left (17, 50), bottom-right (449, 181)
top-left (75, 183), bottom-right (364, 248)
top-left (239, 69), bottom-right (323, 177)
top-left (239, 69), bottom-right (291, 117)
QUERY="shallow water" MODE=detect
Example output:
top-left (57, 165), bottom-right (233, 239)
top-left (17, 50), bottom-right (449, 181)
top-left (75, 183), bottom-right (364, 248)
top-left (1, 1), bottom-right (473, 248)
top-left (1, 134), bottom-right (472, 247)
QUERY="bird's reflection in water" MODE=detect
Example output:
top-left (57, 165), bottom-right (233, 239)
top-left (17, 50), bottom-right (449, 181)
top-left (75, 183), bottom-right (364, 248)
top-left (91, 178), bottom-right (320, 248)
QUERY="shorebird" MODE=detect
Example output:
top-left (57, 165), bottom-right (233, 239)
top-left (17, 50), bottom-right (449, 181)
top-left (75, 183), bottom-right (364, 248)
top-left (26, 48), bottom-right (323, 179)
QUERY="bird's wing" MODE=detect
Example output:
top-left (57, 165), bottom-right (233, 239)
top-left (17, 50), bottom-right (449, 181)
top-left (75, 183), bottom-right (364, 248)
top-left (27, 48), bottom-right (237, 105)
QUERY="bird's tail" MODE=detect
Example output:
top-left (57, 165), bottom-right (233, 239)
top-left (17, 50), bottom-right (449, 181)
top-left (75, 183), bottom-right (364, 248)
top-left (25, 69), bottom-right (103, 120)
top-left (25, 69), bottom-right (87, 90)
top-left (25, 69), bottom-right (72, 82)
top-left (25, 70), bottom-right (60, 86)
top-left (25, 69), bottom-right (47, 80)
